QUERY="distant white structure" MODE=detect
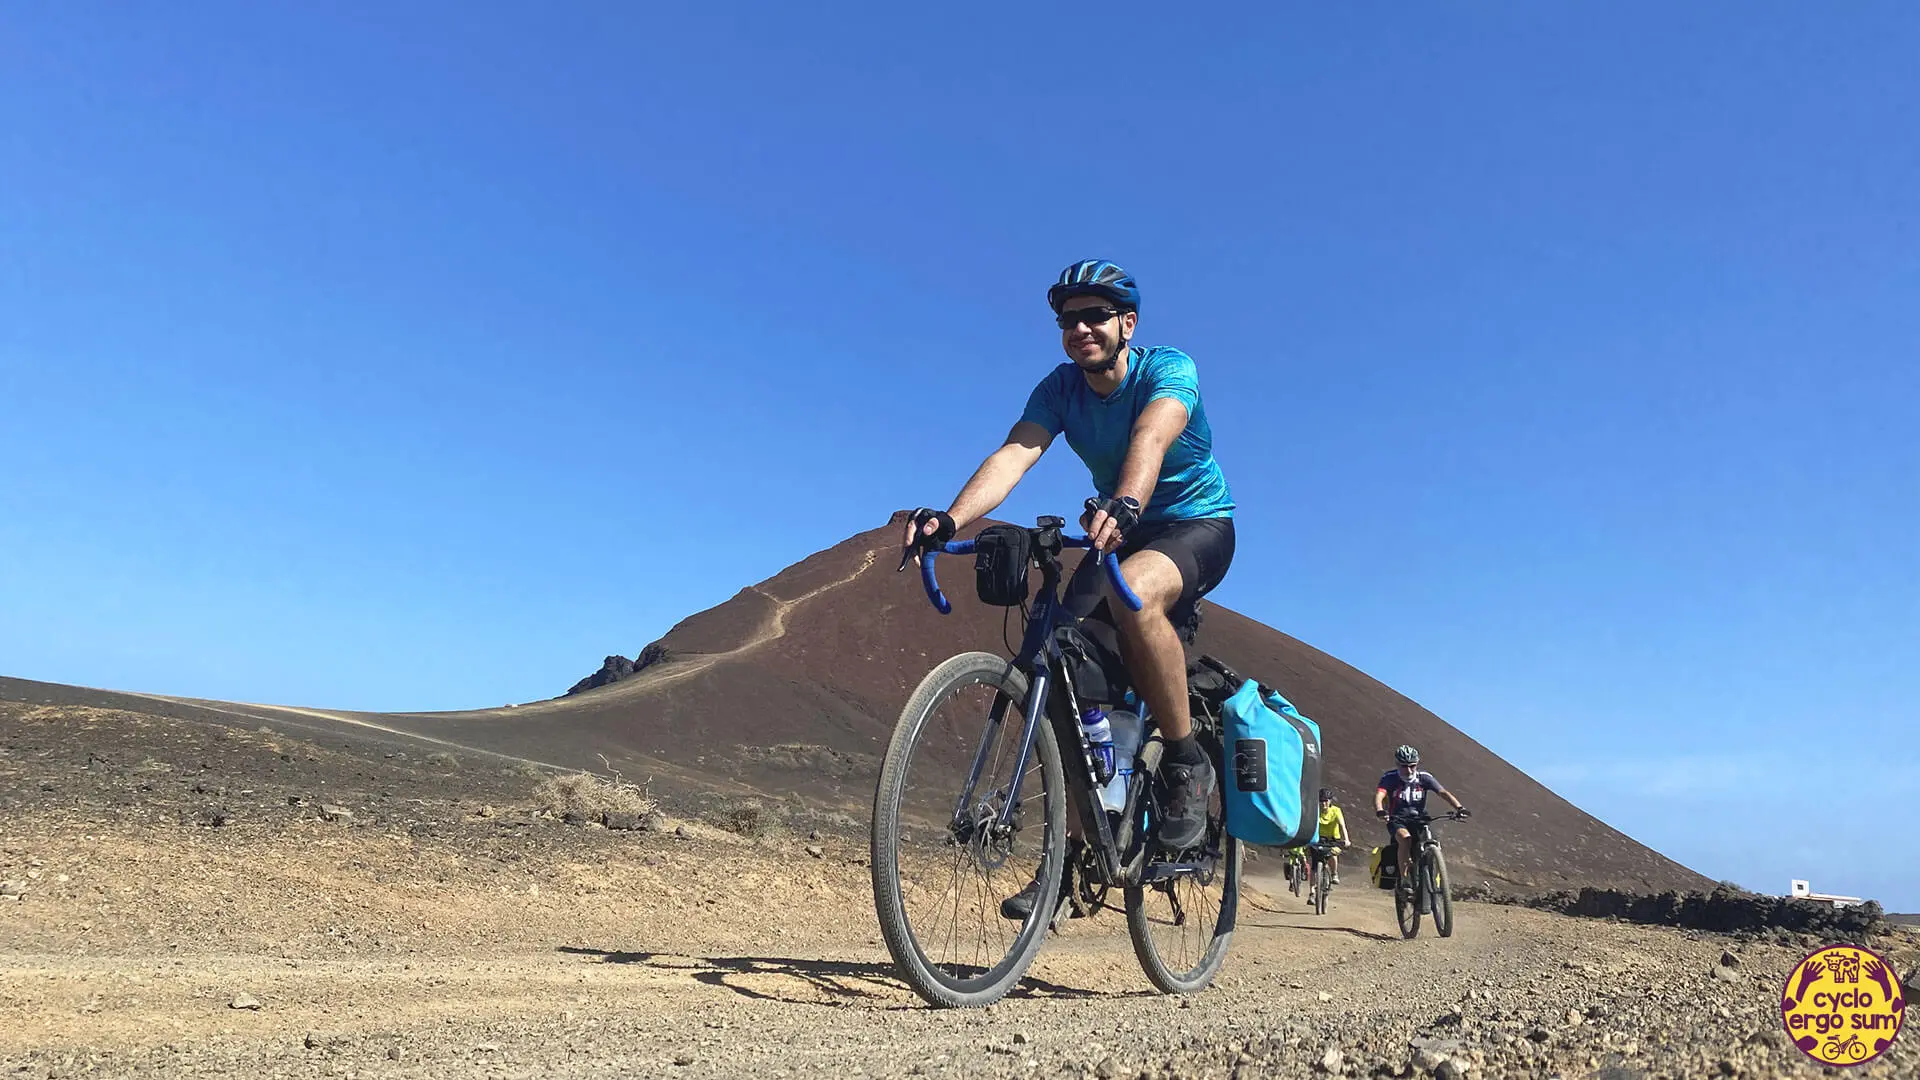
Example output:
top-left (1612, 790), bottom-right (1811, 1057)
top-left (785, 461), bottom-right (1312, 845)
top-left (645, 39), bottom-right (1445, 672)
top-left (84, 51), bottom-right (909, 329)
top-left (1790, 879), bottom-right (1864, 908)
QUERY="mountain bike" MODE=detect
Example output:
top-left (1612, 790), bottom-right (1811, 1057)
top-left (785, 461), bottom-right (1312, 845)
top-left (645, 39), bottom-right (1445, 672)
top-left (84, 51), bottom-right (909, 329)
top-left (870, 515), bottom-right (1242, 1008)
top-left (1284, 848), bottom-right (1306, 896)
top-left (1304, 839), bottom-right (1347, 916)
top-left (1390, 810), bottom-right (1467, 939)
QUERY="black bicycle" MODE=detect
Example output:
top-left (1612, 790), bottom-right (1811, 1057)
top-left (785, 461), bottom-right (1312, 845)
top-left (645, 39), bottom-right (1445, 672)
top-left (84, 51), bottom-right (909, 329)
top-left (1389, 810), bottom-right (1467, 938)
top-left (1304, 839), bottom-right (1348, 917)
top-left (1284, 848), bottom-right (1307, 896)
top-left (870, 515), bottom-right (1242, 1008)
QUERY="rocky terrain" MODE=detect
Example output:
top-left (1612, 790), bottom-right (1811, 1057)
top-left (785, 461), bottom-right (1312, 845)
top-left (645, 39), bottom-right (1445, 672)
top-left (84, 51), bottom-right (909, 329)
top-left (3, 697), bottom-right (1915, 1079)
top-left (5, 518), bottom-right (1911, 1077)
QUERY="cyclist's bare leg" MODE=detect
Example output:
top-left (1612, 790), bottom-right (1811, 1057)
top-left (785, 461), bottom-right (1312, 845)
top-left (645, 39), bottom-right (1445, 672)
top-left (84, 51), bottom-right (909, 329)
top-left (1394, 827), bottom-right (1413, 884)
top-left (1112, 549), bottom-right (1216, 849)
top-left (1109, 550), bottom-right (1190, 739)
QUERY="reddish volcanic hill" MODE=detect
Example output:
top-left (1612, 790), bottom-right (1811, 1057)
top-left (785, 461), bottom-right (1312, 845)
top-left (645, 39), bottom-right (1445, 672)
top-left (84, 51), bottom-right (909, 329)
top-left (1, 515), bottom-right (1710, 894)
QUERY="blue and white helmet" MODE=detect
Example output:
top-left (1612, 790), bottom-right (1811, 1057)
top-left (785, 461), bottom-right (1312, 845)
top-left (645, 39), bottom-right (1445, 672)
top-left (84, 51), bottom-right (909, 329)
top-left (1048, 259), bottom-right (1141, 313)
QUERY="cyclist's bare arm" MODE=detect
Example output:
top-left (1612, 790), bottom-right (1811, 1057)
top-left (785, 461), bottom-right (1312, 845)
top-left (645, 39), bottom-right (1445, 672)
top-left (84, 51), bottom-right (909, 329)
top-left (1433, 784), bottom-right (1465, 811)
top-left (901, 422), bottom-right (1054, 552)
top-left (1087, 398), bottom-right (1187, 551)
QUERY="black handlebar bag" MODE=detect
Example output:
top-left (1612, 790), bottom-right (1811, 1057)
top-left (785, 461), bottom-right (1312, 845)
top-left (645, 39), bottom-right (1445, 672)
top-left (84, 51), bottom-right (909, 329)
top-left (973, 525), bottom-right (1032, 607)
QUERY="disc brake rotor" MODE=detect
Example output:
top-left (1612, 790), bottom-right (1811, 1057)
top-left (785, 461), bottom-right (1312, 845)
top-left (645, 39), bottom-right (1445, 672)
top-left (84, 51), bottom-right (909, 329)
top-left (968, 801), bottom-right (1014, 870)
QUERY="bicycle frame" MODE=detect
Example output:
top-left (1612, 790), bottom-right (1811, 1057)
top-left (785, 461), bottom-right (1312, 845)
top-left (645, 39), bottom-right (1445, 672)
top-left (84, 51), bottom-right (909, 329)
top-left (1394, 813), bottom-right (1457, 900)
top-left (1306, 842), bottom-right (1343, 874)
top-left (1392, 824), bottom-right (1430, 876)
top-left (915, 521), bottom-right (1214, 890)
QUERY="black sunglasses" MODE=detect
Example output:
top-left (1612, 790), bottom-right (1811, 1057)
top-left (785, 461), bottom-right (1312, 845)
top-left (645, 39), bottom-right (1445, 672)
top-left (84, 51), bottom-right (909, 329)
top-left (1055, 307), bottom-right (1120, 330)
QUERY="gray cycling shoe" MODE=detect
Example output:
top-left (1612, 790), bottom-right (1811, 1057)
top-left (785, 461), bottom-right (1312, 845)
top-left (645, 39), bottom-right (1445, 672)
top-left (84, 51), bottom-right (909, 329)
top-left (999, 873), bottom-right (1072, 923)
top-left (1155, 756), bottom-right (1216, 851)
top-left (999, 877), bottom-right (1044, 921)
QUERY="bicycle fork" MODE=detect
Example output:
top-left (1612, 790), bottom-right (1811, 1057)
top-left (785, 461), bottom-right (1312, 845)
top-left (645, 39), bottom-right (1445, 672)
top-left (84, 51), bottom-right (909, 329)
top-left (947, 668), bottom-right (1054, 845)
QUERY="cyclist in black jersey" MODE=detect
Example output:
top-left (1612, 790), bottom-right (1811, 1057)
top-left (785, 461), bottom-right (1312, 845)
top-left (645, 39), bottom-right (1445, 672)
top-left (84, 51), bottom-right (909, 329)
top-left (1374, 744), bottom-right (1469, 896)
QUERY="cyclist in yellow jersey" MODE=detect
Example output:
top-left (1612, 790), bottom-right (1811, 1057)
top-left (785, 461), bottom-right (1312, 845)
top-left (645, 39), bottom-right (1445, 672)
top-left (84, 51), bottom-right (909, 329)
top-left (1317, 789), bottom-right (1351, 884)
top-left (1282, 845), bottom-right (1307, 891)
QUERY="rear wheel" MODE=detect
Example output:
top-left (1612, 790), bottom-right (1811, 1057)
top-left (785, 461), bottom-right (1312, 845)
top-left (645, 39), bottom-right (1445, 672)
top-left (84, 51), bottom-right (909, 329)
top-left (1428, 846), bottom-right (1454, 938)
top-left (1126, 735), bottom-right (1241, 994)
top-left (871, 652), bottom-right (1066, 1008)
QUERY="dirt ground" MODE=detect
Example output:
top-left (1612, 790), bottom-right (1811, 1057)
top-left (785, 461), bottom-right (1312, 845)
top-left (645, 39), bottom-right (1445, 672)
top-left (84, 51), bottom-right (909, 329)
top-left (2, 700), bottom-right (1914, 1079)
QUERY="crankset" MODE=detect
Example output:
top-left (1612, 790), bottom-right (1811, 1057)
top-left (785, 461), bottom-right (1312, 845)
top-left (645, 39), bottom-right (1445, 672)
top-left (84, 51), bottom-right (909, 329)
top-left (1071, 843), bottom-right (1112, 916)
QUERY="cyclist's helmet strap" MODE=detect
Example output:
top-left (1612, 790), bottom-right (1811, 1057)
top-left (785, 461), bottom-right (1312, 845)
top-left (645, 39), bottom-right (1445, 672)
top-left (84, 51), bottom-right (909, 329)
top-left (1394, 744), bottom-right (1420, 766)
top-left (1047, 259), bottom-right (1142, 314)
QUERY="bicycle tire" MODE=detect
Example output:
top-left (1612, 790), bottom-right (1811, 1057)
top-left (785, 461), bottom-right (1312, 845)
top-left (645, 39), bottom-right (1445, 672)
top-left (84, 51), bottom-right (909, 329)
top-left (1125, 734), bottom-right (1241, 995)
top-left (1429, 845), bottom-right (1454, 938)
top-left (1395, 848), bottom-right (1422, 939)
top-left (871, 652), bottom-right (1066, 1008)
top-left (1313, 861), bottom-right (1328, 916)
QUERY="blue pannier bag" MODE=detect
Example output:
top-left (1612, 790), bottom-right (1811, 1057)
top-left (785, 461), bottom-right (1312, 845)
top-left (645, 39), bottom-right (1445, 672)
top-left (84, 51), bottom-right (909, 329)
top-left (1221, 678), bottom-right (1323, 847)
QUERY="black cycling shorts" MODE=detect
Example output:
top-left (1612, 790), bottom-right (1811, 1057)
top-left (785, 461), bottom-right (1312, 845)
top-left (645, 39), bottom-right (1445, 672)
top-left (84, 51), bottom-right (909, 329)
top-left (1387, 811), bottom-right (1427, 836)
top-left (1083, 515), bottom-right (1236, 643)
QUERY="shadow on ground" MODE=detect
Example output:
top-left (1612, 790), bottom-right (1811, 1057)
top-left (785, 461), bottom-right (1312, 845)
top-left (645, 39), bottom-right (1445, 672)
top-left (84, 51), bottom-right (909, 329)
top-left (558, 946), bottom-right (1152, 1007)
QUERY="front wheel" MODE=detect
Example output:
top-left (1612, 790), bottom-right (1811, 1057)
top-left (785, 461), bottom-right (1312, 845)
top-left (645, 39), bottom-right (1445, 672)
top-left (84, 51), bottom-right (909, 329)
top-left (1126, 736), bottom-right (1242, 994)
top-left (1395, 851), bottom-right (1422, 939)
top-left (871, 652), bottom-right (1066, 1008)
top-left (1428, 845), bottom-right (1454, 938)
top-left (1313, 861), bottom-right (1329, 916)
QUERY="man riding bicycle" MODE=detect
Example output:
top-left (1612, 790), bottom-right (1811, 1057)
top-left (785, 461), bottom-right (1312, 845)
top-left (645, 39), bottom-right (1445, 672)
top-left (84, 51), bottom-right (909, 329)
top-left (1317, 788), bottom-right (1351, 884)
top-left (898, 260), bottom-right (1235, 918)
top-left (1374, 745), bottom-right (1469, 898)
top-left (1282, 846), bottom-right (1308, 890)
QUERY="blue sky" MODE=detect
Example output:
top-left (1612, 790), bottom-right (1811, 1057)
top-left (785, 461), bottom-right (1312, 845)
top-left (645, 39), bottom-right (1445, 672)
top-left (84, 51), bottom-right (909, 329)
top-left (3, 4), bottom-right (1914, 909)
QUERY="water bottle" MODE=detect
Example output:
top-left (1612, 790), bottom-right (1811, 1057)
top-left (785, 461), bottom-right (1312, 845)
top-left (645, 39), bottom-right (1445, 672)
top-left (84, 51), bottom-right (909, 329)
top-left (1080, 706), bottom-right (1115, 784)
top-left (1100, 708), bottom-right (1143, 813)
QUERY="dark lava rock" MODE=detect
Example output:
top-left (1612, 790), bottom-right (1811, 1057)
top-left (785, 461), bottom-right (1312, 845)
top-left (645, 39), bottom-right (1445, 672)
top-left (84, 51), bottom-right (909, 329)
top-left (566, 642), bottom-right (672, 696)
top-left (1475, 884), bottom-right (1886, 941)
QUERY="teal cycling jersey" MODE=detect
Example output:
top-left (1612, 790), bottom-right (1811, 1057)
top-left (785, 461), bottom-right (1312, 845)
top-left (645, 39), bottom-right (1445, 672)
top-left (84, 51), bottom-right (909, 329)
top-left (1020, 345), bottom-right (1234, 524)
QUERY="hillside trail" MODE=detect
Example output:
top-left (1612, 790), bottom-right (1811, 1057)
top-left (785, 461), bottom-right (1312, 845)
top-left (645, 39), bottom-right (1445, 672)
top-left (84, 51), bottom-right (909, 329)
top-left (489, 545), bottom-right (885, 705)
top-left (102, 548), bottom-right (882, 744)
top-left (629, 547), bottom-right (881, 689)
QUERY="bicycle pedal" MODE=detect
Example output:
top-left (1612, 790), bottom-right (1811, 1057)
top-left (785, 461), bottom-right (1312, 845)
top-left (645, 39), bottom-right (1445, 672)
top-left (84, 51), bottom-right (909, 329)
top-left (1047, 894), bottom-right (1073, 932)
